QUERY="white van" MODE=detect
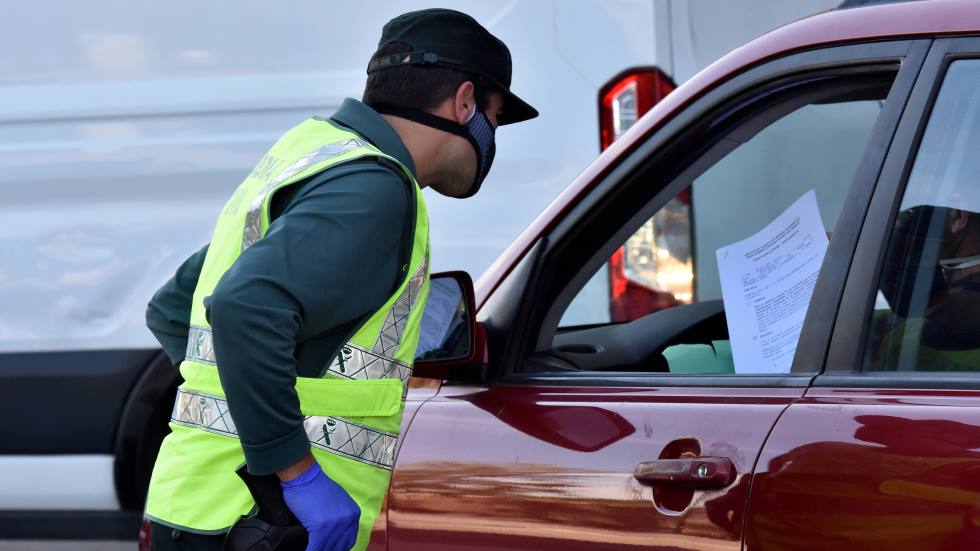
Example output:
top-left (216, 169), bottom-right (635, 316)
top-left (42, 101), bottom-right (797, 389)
top-left (0, 0), bottom-right (837, 540)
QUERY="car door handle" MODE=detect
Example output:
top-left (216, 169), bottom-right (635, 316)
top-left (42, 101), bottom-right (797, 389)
top-left (633, 457), bottom-right (736, 490)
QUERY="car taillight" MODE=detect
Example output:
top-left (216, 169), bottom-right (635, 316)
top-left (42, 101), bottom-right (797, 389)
top-left (138, 517), bottom-right (152, 551)
top-left (600, 68), bottom-right (692, 323)
top-left (599, 68), bottom-right (675, 151)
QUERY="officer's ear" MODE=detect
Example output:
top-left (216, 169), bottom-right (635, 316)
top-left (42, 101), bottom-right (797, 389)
top-left (951, 209), bottom-right (970, 235)
top-left (452, 81), bottom-right (477, 124)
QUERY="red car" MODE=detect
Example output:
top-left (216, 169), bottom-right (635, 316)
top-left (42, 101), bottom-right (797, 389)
top-left (376, 1), bottom-right (980, 550)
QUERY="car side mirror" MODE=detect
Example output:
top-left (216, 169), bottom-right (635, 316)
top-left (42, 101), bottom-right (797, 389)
top-left (412, 271), bottom-right (487, 379)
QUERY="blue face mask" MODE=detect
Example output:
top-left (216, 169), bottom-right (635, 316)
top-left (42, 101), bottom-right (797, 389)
top-left (374, 101), bottom-right (496, 198)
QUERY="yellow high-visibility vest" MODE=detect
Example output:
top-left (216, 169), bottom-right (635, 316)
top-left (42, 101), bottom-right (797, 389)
top-left (144, 118), bottom-right (430, 551)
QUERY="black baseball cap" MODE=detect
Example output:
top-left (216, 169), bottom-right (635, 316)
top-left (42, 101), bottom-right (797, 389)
top-left (367, 8), bottom-right (538, 125)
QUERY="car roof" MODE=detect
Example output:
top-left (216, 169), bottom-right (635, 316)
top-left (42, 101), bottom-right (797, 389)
top-left (477, 0), bottom-right (980, 307)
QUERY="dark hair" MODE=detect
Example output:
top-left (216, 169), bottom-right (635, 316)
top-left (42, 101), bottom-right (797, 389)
top-left (363, 43), bottom-right (488, 112)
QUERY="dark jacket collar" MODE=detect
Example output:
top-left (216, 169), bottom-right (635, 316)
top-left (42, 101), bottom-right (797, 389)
top-left (330, 98), bottom-right (417, 178)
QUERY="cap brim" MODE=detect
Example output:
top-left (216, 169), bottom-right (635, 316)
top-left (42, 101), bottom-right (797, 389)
top-left (498, 89), bottom-right (538, 125)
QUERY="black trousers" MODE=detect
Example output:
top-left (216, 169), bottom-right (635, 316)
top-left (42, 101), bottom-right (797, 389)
top-left (150, 521), bottom-right (226, 551)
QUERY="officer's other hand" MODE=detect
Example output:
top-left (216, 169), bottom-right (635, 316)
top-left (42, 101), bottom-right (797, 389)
top-left (280, 461), bottom-right (360, 551)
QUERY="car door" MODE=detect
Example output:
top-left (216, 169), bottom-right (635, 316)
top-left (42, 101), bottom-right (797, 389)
top-left (385, 40), bottom-right (928, 550)
top-left (745, 37), bottom-right (980, 551)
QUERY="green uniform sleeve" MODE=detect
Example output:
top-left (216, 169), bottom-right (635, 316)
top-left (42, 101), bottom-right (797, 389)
top-left (146, 244), bottom-right (209, 365)
top-left (206, 162), bottom-right (410, 475)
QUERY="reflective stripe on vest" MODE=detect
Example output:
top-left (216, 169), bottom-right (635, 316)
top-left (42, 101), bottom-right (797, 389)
top-left (186, 326), bottom-right (216, 365)
top-left (325, 251), bottom-right (427, 387)
top-left (185, 249), bottom-right (428, 386)
top-left (172, 389), bottom-right (397, 469)
top-left (242, 138), bottom-right (368, 251)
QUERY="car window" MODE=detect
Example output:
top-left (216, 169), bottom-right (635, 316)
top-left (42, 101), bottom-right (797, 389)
top-left (865, 60), bottom-right (980, 373)
top-left (553, 78), bottom-right (895, 375)
top-left (562, 99), bottom-right (885, 328)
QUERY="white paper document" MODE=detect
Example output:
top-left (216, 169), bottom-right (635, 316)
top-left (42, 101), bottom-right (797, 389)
top-left (716, 190), bottom-right (829, 374)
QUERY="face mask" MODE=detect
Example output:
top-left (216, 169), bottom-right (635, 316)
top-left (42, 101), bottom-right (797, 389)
top-left (460, 105), bottom-right (496, 197)
top-left (374, 102), bottom-right (496, 198)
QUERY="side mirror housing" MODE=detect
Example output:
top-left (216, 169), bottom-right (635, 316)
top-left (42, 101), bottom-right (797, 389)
top-left (412, 271), bottom-right (487, 379)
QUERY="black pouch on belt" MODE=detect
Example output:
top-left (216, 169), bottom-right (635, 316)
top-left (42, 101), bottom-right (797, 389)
top-left (222, 466), bottom-right (308, 551)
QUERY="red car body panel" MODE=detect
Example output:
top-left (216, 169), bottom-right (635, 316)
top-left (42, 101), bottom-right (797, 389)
top-left (745, 388), bottom-right (980, 549)
top-left (475, 0), bottom-right (980, 309)
top-left (387, 385), bottom-right (803, 550)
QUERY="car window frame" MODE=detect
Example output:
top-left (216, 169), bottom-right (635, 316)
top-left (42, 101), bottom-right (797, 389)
top-left (822, 36), bottom-right (980, 389)
top-left (474, 39), bottom-right (931, 389)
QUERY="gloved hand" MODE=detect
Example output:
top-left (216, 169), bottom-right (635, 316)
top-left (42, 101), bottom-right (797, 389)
top-left (280, 461), bottom-right (360, 551)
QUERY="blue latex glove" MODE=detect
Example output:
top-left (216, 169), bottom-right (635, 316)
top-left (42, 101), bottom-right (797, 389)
top-left (281, 461), bottom-right (361, 551)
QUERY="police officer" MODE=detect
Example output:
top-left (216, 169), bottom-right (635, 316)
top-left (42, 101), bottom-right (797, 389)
top-left (142, 8), bottom-right (537, 551)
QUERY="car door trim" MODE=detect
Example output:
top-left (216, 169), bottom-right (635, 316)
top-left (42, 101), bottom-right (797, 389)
top-left (501, 372), bottom-right (814, 389)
